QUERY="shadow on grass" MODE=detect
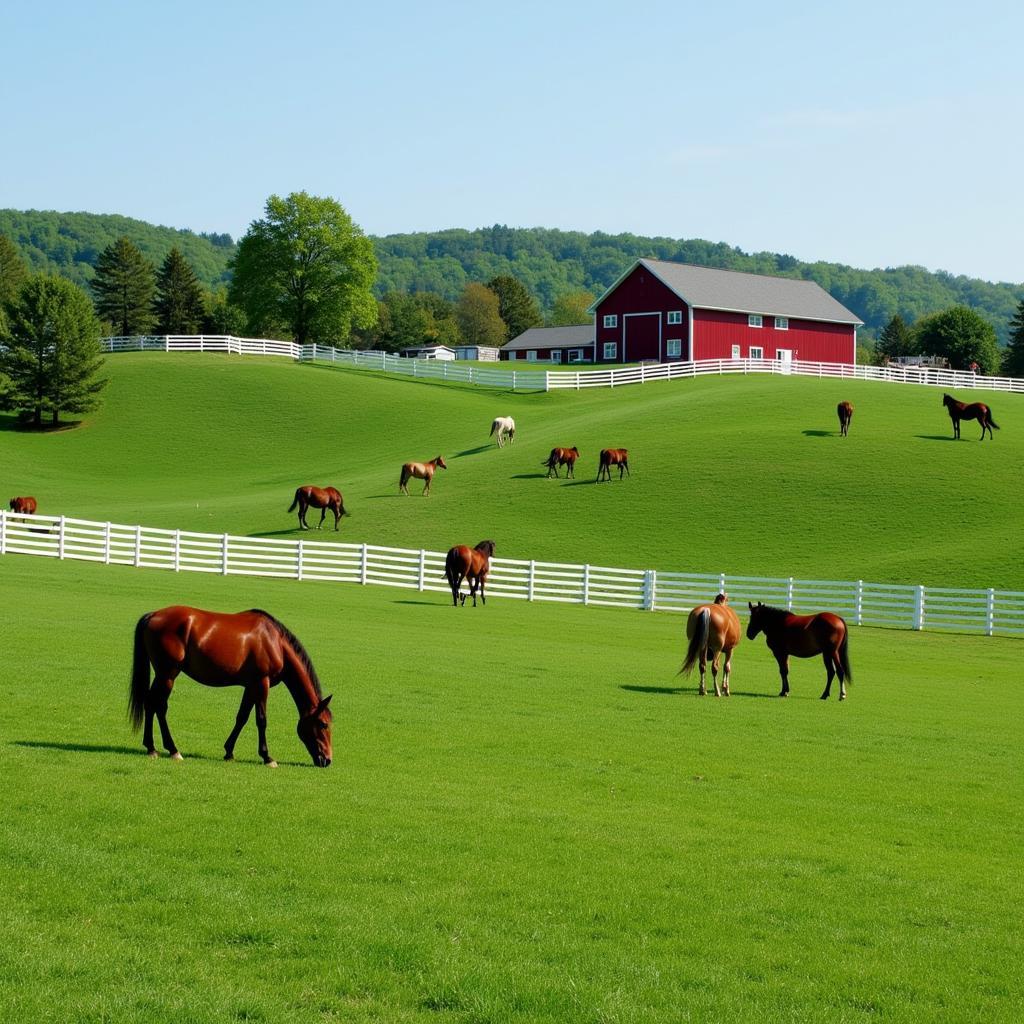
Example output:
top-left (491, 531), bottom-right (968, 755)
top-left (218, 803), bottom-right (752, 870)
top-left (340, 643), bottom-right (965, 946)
top-left (915, 434), bottom-right (958, 442)
top-left (511, 473), bottom-right (549, 479)
top-left (12, 739), bottom-right (313, 767)
top-left (0, 416), bottom-right (83, 433)
top-left (801, 429), bottom-right (835, 437)
top-left (620, 684), bottom-right (685, 696)
top-left (453, 445), bottom-right (491, 458)
top-left (393, 599), bottom-right (443, 607)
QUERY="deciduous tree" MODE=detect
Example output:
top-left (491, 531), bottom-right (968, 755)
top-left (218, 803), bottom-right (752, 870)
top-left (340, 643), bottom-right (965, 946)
top-left (456, 283), bottom-right (505, 349)
top-left (486, 274), bottom-right (542, 341)
top-left (155, 247), bottom-right (206, 334)
top-left (91, 236), bottom-right (156, 335)
top-left (0, 234), bottom-right (29, 337)
top-left (549, 290), bottom-right (595, 326)
top-left (912, 305), bottom-right (1001, 374)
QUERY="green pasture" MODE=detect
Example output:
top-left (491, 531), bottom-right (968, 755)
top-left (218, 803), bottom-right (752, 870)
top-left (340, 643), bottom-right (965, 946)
top-left (1, 354), bottom-right (1021, 589)
top-left (1, 556), bottom-right (1022, 1023)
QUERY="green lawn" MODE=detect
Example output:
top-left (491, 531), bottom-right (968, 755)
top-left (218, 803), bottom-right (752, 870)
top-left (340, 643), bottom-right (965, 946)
top-left (1, 556), bottom-right (1022, 1023)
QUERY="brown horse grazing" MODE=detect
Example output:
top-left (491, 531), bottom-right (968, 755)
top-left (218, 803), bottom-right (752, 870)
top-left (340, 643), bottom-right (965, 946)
top-left (129, 606), bottom-right (334, 767)
top-left (837, 401), bottom-right (854, 437)
top-left (597, 448), bottom-right (630, 482)
top-left (543, 446), bottom-right (580, 478)
top-left (444, 540), bottom-right (496, 607)
top-left (746, 602), bottom-right (852, 700)
top-left (680, 593), bottom-right (741, 697)
top-left (400, 455), bottom-right (447, 496)
top-left (943, 393), bottom-right (999, 440)
top-left (288, 485), bottom-right (347, 531)
top-left (9, 496), bottom-right (37, 514)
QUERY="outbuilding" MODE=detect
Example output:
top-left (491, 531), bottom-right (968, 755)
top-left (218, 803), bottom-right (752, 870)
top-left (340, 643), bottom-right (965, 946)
top-left (500, 325), bottom-right (595, 364)
top-left (400, 345), bottom-right (456, 360)
top-left (454, 345), bottom-right (501, 361)
top-left (590, 259), bottom-right (863, 366)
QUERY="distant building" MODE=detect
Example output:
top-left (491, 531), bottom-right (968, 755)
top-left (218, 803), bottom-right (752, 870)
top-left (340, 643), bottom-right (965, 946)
top-left (500, 325), bottom-right (595, 364)
top-left (400, 345), bottom-right (456, 361)
top-left (454, 345), bottom-right (501, 361)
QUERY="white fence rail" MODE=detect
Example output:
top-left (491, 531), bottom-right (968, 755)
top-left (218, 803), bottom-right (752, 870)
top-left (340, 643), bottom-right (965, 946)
top-left (3, 511), bottom-right (1022, 637)
top-left (101, 335), bottom-right (1024, 395)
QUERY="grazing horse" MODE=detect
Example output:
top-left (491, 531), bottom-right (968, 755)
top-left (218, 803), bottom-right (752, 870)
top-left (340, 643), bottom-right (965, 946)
top-left (287, 485), bottom-right (347, 531)
top-left (746, 602), bottom-right (852, 700)
top-left (680, 593), bottom-right (741, 697)
top-left (9, 496), bottom-right (37, 514)
top-left (837, 401), bottom-right (854, 437)
top-left (543, 446), bottom-right (580, 478)
top-left (597, 448), bottom-right (630, 482)
top-left (400, 455), bottom-right (447, 496)
top-left (943, 393), bottom-right (999, 440)
top-left (444, 540), bottom-right (496, 607)
top-left (490, 416), bottom-right (516, 448)
top-left (129, 606), bottom-right (334, 766)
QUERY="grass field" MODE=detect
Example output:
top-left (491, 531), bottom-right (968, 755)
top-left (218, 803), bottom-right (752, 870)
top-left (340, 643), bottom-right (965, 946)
top-left (1, 556), bottom-right (1022, 1023)
top-left (0, 354), bottom-right (1021, 589)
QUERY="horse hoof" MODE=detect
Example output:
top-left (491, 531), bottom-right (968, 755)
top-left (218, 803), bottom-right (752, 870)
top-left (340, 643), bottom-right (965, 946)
top-left (839, 694), bottom-right (846, 701)
top-left (224, 753), bottom-right (234, 761)
top-left (265, 760), bottom-right (278, 768)
top-left (147, 750), bottom-right (159, 759)
top-left (779, 692), bottom-right (788, 698)
top-left (170, 751), bottom-right (184, 761)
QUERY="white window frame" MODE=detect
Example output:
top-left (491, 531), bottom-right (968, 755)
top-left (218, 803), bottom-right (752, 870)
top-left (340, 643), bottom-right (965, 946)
top-left (775, 317), bottom-right (789, 331)
top-left (603, 341), bottom-right (617, 360)
top-left (666, 338), bottom-right (682, 358)
top-left (550, 350), bottom-right (561, 364)
top-left (603, 314), bottom-right (618, 328)
top-left (748, 314), bottom-right (763, 329)
top-left (667, 310), bottom-right (683, 325)
top-left (568, 348), bottom-right (584, 363)
top-left (750, 345), bottom-right (764, 359)
top-left (527, 350), bottom-right (538, 362)
top-left (731, 344), bottom-right (741, 359)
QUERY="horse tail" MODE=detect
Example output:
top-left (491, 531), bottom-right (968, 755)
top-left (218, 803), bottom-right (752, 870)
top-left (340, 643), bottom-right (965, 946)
top-left (443, 549), bottom-right (457, 587)
top-left (490, 420), bottom-right (497, 436)
top-left (838, 628), bottom-right (853, 686)
top-left (128, 613), bottom-right (154, 732)
top-left (287, 489), bottom-right (301, 513)
top-left (988, 408), bottom-right (1000, 430)
top-left (680, 608), bottom-right (710, 676)
top-left (399, 466), bottom-right (409, 488)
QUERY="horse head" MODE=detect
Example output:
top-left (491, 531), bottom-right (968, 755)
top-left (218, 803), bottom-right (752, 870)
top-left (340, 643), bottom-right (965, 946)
top-left (746, 601), bottom-right (765, 640)
top-left (942, 393), bottom-right (953, 408)
top-left (571, 447), bottom-right (580, 456)
top-left (475, 540), bottom-right (496, 558)
top-left (436, 456), bottom-right (448, 470)
top-left (714, 593), bottom-right (729, 605)
top-left (296, 694), bottom-right (333, 767)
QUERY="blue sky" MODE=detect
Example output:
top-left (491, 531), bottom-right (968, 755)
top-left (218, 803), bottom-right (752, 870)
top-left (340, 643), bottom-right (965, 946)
top-left (2, 0), bottom-right (1022, 283)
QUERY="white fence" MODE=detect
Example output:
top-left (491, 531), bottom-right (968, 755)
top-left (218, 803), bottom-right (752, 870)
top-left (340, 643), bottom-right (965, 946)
top-left (3, 511), bottom-right (1022, 637)
top-left (101, 335), bottom-right (1024, 395)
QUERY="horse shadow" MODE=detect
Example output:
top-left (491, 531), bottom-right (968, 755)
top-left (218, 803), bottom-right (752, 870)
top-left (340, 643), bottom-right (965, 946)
top-left (801, 429), bottom-right (834, 437)
top-left (12, 739), bottom-right (312, 767)
top-left (453, 445), bottom-right (491, 458)
top-left (562, 478), bottom-right (599, 487)
top-left (915, 435), bottom-right (957, 442)
top-left (620, 684), bottom-right (684, 696)
top-left (512, 473), bottom-right (548, 479)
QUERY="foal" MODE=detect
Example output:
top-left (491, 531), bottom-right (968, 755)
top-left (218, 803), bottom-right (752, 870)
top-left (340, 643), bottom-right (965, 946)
top-left (400, 456), bottom-right (447, 496)
top-left (837, 401), bottom-right (853, 437)
top-left (543, 447), bottom-right (580, 478)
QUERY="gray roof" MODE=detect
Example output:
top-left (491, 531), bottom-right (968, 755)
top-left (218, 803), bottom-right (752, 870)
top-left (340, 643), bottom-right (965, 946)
top-left (503, 324), bottom-right (595, 352)
top-left (607, 259), bottom-right (863, 325)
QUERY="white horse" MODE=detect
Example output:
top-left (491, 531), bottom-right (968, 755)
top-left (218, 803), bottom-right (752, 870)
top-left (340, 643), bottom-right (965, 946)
top-left (490, 416), bottom-right (516, 448)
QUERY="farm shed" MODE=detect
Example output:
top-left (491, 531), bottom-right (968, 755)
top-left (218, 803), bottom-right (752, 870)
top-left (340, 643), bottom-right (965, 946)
top-left (591, 259), bottom-right (863, 365)
top-left (500, 325), bottom-right (595, 364)
top-left (454, 345), bottom-right (500, 361)
top-left (400, 345), bottom-right (456, 360)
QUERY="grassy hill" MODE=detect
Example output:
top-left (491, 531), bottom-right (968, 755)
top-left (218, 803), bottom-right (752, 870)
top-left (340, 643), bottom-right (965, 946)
top-left (2, 354), bottom-right (1021, 589)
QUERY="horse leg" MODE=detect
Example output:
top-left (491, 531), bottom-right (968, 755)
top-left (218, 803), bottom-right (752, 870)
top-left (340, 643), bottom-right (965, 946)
top-left (253, 677), bottom-right (276, 767)
top-left (698, 649), bottom-right (707, 696)
top-left (711, 650), bottom-right (722, 697)
top-left (224, 689), bottom-right (257, 760)
top-left (775, 653), bottom-right (790, 697)
top-left (480, 575), bottom-right (486, 606)
top-left (423, 476), bottom-right (431, 496)
top-left (332, 504), bottom-right (341, 531)
top-left (722, 647), bottom-right (733, 696)
top-left (317, 506), bottom-right (327, 530)
top-left (147, 676), bottom-right (181, 759)
top-left (835, 651), bottom-right (847, 701)
top-left (820, 652), bottom-right (834, 700)
top-left (298, 499), bottom-right (308, 530)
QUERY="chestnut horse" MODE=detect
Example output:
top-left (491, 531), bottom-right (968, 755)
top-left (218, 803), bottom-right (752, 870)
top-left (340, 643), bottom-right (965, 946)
top-left (746, 602), bottom-right (852, 700)
top-left (543, 446), bottom-right (580, 478)
top-left (680, 593), bottom-right (741, 697)
top-left (597, 448), bottom-right (630, 482)
top-left (490, 416), bottom-right (516, 448)
top-left (400, 455), bottom-right (447, 496)
top-left (288, 485), bottom-right (347, 531)
top-left (943, 393), bottom-right (999, 440)
top-left (444, 540), bottom-right (496, 607)
top-left (129, 606), bottom-right (334, 767)
top-left (9, 496), bottom-right (37, 514)
top-left (837, 401), bottom-right (853, 437)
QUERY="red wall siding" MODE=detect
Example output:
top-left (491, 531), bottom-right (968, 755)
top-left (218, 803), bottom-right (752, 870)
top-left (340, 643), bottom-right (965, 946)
top-left (693, 309), bottom-right (855, 364)
top-left (595, 267), bottom-right (689, 363)
top-left (500, 347), bottom-right (594, 362)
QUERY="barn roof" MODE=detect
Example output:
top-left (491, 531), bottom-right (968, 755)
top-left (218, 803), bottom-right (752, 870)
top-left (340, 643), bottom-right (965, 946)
top-left (594, 259), bottom-right (864, 325)
top-left (503, 324), bottom-right (595, 352)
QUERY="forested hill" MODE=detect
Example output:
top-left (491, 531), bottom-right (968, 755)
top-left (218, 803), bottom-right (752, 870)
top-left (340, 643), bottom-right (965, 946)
top-left (3, 211), bottom-right (1022, 341)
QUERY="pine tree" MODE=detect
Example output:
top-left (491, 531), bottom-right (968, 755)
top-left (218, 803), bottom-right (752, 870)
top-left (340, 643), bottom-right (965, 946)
top-left (91, 236), bottom-right (156, 335)
top-left (1, 274), bottom-right (107, 427)
top-left (154, 247), bottom-right (206, 334)
top-left (486, 275), bottom-right (543, 341)
top-left (1002, 299), bottom-right (1024, 377)
top-left (0, 234), bottom-right (29, 337)
top-left (875, 313), bottom-right (913, 363)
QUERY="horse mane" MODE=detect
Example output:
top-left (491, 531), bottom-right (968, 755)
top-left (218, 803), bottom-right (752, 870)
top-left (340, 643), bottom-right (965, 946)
top-left (249, 609), bottom-right (323, 698)
top-left (752, 603), bottom-right (791, 622)
top-left (474, 540), bottom-right (496, 556)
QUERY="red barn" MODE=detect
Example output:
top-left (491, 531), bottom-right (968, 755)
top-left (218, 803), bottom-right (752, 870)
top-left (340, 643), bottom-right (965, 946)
top-left (591, 259), bottom-right (863, 365)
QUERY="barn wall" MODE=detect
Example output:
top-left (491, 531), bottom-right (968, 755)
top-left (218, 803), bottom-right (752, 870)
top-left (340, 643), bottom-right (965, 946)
top-left (694, 309), bottom-right (855, 363)
top-left (595, 266), bottom-right (689, 363)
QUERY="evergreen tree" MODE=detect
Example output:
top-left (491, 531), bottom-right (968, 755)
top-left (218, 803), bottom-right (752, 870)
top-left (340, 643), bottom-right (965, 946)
top-left (1, 274), bottom-right (107, 427)
top-left (155, 247), bottom-right (206, 334)
top-left (875, 313), bottom-right (913, 362)
top-left (91, 236), bottom-right (156, 335)
top-left (485, 274), bottom-right (542, 341)
top-left (0, 234), bottom-right (29, 336)
top-left (456, 283), bottom-right (506, 348)
top-left (1002, 299), bottom-right (1024, 377)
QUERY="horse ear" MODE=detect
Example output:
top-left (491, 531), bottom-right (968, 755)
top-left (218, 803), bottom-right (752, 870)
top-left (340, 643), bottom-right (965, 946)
top-left (317, 694), bottom-right (332, 714)
top-left (748, 601), bottom-right (755, 612)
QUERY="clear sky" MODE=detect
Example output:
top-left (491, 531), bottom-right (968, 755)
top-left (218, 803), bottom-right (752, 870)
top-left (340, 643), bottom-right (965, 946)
top-left (2, 0), bottom-right (1021, 283)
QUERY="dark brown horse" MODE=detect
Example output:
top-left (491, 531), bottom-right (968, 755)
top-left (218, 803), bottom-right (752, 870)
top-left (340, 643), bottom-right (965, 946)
top-left (597, 448), bottom-right (630, 482)
top-left (837, 401), bottom-right (853, 437)
top-left (444, 540), bottom-right (496, 607)
top-left (129, 606), bottom-right (334, 766)
top-left (943, 393), bottom-right (999, 440)
top-left (680, 593), bottom-right (741, 697)
top-left (9, 496), bottom-right (37, 514)
top-left (288, 485), bottom-right (347, 531)
top-left (543, 446), bottom-right (580, 478)
top-left (746, 602), bottom-right (852, 700)
top-left (400, 455), bottom-right (447, 496)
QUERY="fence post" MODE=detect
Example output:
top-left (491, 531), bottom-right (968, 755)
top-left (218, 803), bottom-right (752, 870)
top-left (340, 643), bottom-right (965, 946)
top-left (0, 509), bottom-right (6, 555)
top-left (174, 530), bottom-right (181, 571)
top-left (856, 580), bottom-right (864, 626)
top-left (719, 572), bottom-right (726, 595)
top-left (583, 563), bottom-right (590, 606)
top-left (528, 560), bottom-right (536, 601)
top-left (643, 569), bottom-right (657, 611)
top-left (786, 577), bottom-right (794, 609)
top-left (134, 525), bottom-right (142, 567)
top-left (418, 549), bottom-right (426, 591)
top-left (913, 585), bottom-right (925, 630)
top-left (986, 588), bottom-right (995, 637)
top-left (164, 336), bottom-right (169, 352)
top-left (58, 515), bottom-right (66, 559)
top-left (297, 539), bottom-right (304, 581)
top-left (104, 522), bottom-right (112, 564)
top-left (222, 534), bottom-right (229, 575)
top-left (360, 543), bottom-right (368, 585)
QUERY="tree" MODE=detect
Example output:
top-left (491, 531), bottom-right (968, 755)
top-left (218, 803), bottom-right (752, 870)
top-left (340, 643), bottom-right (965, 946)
top-left (485, 274), bottom-right (542, 341)
top-left (456, 283), bottom-right (506, 349)
top-left (91, 236), bottom-right (156, 335)
top-left (549, 290), bottom-right (595, 326)
top-left (154, 247), bottom-right (206, 334)
top-left (1002, 300), bottom-right (1024, 377)
top-left (0, 274), bottom-right (107, 427)
top-left (0, 234), bottom-right (29, 336)
top-left (912, 305), bottom-right (1002, 374)
top-left (229, 192), bottom-right (378, 345)
top-left (875, 313), bottom-right (914, 363)
top-left (203, 287), bottom-right (248, 336)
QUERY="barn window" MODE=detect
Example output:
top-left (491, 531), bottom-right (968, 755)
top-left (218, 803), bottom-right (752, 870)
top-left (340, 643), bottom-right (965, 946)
top-left (775, 317), bottom-right (789, 330)
top-left (603, 314), bottom-right (618, 328)
top-left (748, 314), bottom-right (763, 328)
top-left (569, 349), bottom-right (584, 363)
top-left (550, 350), bottom-right (561, 364)
top-left (666, 338), bottom-right (682, 358)
top-left (527, 350), bottom-right (538, 362)
top-left (667, 310), bottom-right (683, 325)
top-left (731, 344), bottom-right (741, 359)
top-left (750, 345), bottom-right (764, 359)
top-left (603, 342), bottom-right (617, 360)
